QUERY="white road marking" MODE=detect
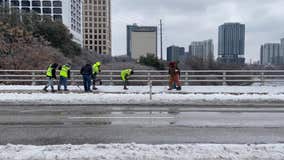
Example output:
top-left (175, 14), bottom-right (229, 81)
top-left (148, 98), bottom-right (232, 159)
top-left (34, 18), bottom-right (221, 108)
top-left (68, 117), bottom-right (175, 119)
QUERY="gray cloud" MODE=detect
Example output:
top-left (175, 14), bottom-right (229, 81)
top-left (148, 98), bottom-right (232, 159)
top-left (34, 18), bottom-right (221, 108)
top-left (112, 0), bottom-right (284, 62)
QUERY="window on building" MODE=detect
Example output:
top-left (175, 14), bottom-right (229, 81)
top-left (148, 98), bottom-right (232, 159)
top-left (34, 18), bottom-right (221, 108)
top-left (11, 0), bottom-right (19, 6)
top-left (53, 1), bottom-right (62, 7)
top-left (43, 8), bottom-right (51, 14)
top-left (53, 8), bottom-right (62, 14)
top-left (21, 8), bottom-right (30, 13)
top-left (53, 15), bottom-right (62, 22)
top-left (42, 1), bottom-right (51, 6)
top-left (32, 1), bottom-right (41, 6)
top-left (99, 46), bottom-right (102, 53)
top-left (21, 1), bottom-right (30, 6)
top-left (32, 8), bottom-right (41, 13)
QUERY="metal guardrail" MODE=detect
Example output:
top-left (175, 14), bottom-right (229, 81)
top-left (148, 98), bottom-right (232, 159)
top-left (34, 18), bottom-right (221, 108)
top-left (0, 70), bottom-right (284, 86)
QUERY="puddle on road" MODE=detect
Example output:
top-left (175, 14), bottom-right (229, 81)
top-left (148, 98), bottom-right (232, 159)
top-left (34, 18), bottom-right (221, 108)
top-left (68, 111), bottom-right (180, 126)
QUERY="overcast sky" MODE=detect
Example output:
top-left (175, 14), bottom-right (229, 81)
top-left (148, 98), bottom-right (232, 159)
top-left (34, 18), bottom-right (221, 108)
top-left (111, 0), bottom-right (284, 62)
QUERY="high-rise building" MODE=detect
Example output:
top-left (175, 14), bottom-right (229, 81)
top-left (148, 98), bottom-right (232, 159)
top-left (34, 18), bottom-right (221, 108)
top-left (260, 43), bottom-right (280, 65)
top-left (167, 45), bottom-right (185, 62)
top-left (189, 39), bottom-right (214, 61)
top-left (127, 24), bottom-right (157, 60)
top-left (83, 0), bottom-right (111, 55)
top-left (218, 23), bottom-right (245, 64)
top-left (281, 38), bottom-right (284, 63)
top-left (0, 0), bottom-right (83, 46)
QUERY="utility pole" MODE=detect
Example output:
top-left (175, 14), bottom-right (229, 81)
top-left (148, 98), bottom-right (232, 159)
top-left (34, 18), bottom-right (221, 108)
top-left (160, 19), bottom-right (163, 61)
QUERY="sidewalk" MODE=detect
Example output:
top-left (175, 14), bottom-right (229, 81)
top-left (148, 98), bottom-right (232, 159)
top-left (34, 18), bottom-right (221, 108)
top-left (0, 85), bottom-right (284, 106)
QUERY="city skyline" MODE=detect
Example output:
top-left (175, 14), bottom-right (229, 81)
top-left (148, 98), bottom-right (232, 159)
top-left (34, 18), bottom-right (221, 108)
top-left (112, 0), bottom-right (284, 62)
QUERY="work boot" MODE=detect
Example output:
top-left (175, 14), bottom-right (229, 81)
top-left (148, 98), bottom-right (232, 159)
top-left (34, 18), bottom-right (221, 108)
top-left (123, 87), bottom-right (128, 90)
top-left (51, 89), bottom-right (56, 93)
top-left (93, 86), bottom-right (98, 90)
top-left (43, 87), bottom-right (48, 92)
top-left (176, 86), bottom-right (182, 91)
top-left (168, 88), bottom-right (173, 90)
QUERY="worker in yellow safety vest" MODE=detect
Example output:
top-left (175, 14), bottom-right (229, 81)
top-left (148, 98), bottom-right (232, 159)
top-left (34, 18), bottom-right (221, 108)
top-left (58, 63), bottom-right (71, 91)
top-left (43, 63), bottom-right (58, 92)
top-left (92, 61), bottom-right (102, 90)
top-left (121, 69), bottom-right (134, 90)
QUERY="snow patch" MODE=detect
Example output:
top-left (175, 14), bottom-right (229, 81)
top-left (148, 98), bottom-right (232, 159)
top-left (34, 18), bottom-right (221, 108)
top-left (0, 144), bottom-right (284, 160)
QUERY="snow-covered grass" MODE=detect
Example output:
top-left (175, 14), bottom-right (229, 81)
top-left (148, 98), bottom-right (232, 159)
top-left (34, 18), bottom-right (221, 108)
top-left (0, 143), bottom-right (284, 160)
top-left (0, 85), bottom-right (284, 105)
top-left (0, 92), bottom-right (284, 105)
top-left (1, 85), bottom-right (284, 94)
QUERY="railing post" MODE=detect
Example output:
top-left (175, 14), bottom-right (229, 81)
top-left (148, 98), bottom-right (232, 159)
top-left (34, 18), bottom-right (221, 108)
top-left (71, 72), bottom-right (75, 86)
top-left (261, 72), bottom-right (264, 86)
top-left (32, 71), bottom-right (36, 86)
top-left (222, 72), bottom-right (226, 86)
top-left (110, 71), bottom-right (113, 85)
top-left (185, 71), bottom-right (189, 86)
top-left (149, 80), bottom-right (152, 100)
top-left (147, 72), bottom-right (151, 82)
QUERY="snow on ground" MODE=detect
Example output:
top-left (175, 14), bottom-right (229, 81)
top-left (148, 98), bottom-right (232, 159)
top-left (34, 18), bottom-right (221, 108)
top-left (0, 143), bottom-right (284, 160)
top-left (0, 92), bottom-right (284, 105)
top-left (0, 85), bottom-right (284, 105)
top-left (1, 85), bottom-right (284, 94)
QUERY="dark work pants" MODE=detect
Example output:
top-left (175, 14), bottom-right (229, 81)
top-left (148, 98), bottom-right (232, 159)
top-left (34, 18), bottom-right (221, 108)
top-left (83, 75), bottom-right (92, 92)
top-left (58, 76), bottom-right (68, 90)
top-left (92, 74), bottom-right (97, 88)
top-left (123, 79), bottom-right (128, 88)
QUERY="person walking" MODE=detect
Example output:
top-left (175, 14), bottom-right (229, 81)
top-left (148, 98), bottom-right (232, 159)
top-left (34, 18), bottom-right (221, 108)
top-left (121, 69), bottom-right (134, 90)
top-left (92, 61), bottom-right (102, 90)
top-left (80, 64), bottom-right (93, 92)
top-left (43, 63), bottom-right (58, 92)
top-left (58, 63), bottom-right (71, 91)
top-left (168, 62), bottom-right (181, 90)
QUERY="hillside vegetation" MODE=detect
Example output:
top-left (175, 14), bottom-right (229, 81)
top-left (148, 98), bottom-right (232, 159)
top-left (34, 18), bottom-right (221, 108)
top-left (0, 8), bottom-right (155, 70)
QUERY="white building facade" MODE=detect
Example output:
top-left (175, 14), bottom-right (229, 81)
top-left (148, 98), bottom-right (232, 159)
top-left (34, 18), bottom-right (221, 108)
top-left (1, 0), bottom-right (83, 46)
top-left (127, 24), bottom-right (158, 60)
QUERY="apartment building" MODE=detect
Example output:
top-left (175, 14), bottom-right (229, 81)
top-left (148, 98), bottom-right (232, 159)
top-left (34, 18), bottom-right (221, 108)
top-left (83, 0), bottom-right (111, 55)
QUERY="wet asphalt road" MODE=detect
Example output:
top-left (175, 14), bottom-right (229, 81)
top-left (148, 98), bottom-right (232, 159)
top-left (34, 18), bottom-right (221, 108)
top-left (0, 105), bottom-right (284, 145)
